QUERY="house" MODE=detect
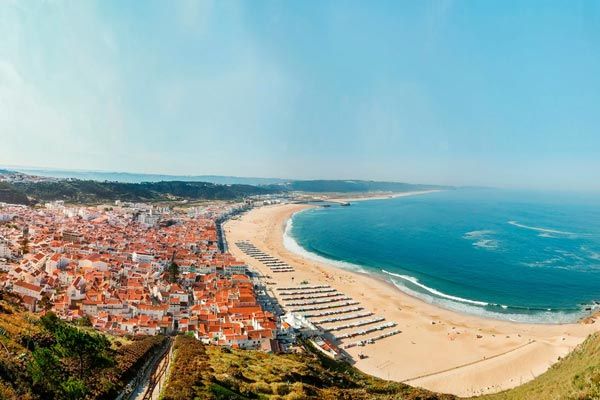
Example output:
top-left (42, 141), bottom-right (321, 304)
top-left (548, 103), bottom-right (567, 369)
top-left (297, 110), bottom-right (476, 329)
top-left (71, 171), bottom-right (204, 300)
top-left (223, 263), bottom-right (247, 275)
top-left (0, 240), bottom-right (11, 258)
top-left (67, 276), bottom-right (86, 302)
top-left (46, 253), bottom-right (69, 274)
top-left (12, 280), bottom-right (43, 300)
top-left (132, 252), bottom-right (154, 263)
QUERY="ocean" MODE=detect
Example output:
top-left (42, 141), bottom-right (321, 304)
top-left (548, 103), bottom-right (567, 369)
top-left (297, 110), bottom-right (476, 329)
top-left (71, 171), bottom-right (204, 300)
top-left (285, 189), bottom-right (600, 323)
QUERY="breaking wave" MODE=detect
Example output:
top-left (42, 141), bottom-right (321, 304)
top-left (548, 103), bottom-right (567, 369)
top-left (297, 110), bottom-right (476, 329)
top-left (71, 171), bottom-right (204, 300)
top-left (508, 221), bottom-right (576, 237)
top-left (381, 269), bottom-right (488, 306)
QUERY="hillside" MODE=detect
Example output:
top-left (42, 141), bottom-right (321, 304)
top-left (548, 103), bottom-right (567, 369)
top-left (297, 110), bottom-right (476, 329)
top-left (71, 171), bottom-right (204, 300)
top-left (7, 168), bottom-right (448, 191)
top-left (1, 169), bottom-right (456, 203)
top-left (0, 295), bottom-right (597, 400)
top-left (9, 168), bottom-right (290, 186)
top-left (9, 180), bottom-right (280, 204)
top-left (0, 182), bottom-right (30, 205)
top-left (1, 177), bottom-right (453, 205)
top-left (161, 334), bottom-right (600, 400)
top-left (0, 293), bottom-right (166, 399)
top-left (161, 335), bottom-right (455, 400)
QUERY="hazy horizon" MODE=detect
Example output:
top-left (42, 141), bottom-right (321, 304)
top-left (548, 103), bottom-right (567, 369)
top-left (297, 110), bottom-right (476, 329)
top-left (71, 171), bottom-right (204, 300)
top-left (5, 163), bottom-right (600, 195)
top-left (1, 1), bottom-right (599, 190)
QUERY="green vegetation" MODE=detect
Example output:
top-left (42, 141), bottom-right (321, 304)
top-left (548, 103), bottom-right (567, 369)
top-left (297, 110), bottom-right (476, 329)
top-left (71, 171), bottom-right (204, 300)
top-left (0, 294), bottom-right (166, 399)
top-left (1, 174), bottom-right (455, 206)
top-left (168, 261), bottom-right (179, 283)
top-left (20, 235), bottom-right (29, 255)
top-left (1, 175), bottom-right (453, 205)
top-left (0, 290), bottom-right (597, 400)
top-left (0, 182), bottom-right (30, 205)
top-left (161, 335), bottom-right (455, 400)
top-left (8, 179), bottom-right (279, 204)
top-left (162, 333), bottom-right (600, 400)
top-left (479, 333), bottom-right (600, 400)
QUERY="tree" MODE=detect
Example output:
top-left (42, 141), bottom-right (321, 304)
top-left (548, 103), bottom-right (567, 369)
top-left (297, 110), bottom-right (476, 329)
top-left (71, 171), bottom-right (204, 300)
top-left (168, 261), bottom-right (179, 283)
top-left (29, 347), bottom-right (63, 395)
top-left (39, 294), bottom-right (53, 311)
top-left (32, 314), bottom-right (115, 399)
top-left (40, 312), bottom-right (61, 333)
top-left (74, 316), bottom-right (92, 327)
top-left (61, 378), bottom-right (87, 400)
top-left (54, 324), bottom-right (113, 379)
top-left (20, 235), bottom-right (29, 255)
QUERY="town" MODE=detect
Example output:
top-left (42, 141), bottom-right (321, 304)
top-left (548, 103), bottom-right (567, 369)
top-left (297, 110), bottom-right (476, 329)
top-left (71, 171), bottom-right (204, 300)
top-left (0, 199), bottom-right (280, 351)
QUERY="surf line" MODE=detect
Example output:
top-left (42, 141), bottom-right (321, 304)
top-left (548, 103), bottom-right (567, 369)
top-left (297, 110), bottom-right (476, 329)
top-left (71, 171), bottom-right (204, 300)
top-left (382, 269), bottom-right (489, 307)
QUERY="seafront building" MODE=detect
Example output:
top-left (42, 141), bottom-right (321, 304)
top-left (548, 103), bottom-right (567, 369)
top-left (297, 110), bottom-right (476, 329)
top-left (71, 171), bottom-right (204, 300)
top-left (0, 200), bottom-right (278, 351)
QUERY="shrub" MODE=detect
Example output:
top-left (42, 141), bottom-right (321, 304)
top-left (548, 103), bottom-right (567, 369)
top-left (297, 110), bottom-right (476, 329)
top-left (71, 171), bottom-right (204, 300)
top-left (271, 382), bottom-right (291, 396)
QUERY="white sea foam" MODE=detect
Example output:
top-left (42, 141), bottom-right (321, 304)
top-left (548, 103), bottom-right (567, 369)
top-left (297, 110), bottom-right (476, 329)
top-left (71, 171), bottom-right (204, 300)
top-left (508, 220), bottom-right (576, 236)
top-left (463, 230), bottom-right (499, 250)
top-left (381, 269), bottom-right (489, 306)
top-left (387, 278), bottom-right (584, 324)
top-left (474, 239), bottom-right (498, 249)
top-left (581, 246), bottom-right (600, 261)
top-left (464, 230), bottom-right (494, 237)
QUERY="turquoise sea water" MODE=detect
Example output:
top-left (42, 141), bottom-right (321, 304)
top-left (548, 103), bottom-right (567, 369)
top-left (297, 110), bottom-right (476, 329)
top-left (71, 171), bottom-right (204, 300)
top-left (285, 189), bottom-right (600, 323)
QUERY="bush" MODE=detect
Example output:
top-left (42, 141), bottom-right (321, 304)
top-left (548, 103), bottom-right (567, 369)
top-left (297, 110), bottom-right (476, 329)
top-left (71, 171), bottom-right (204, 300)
top-left (250, 381), bottom-right (271, 394)
top-left (271, 382), bottom-right (291, 396)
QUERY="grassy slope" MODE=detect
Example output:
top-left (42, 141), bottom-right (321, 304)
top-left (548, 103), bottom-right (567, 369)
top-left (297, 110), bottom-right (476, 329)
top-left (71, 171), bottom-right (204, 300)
top-left (0, 294), bottom-right (166, 400)
top-left (162, 333), bottom-right (600, 400)
top-left (161, 335), bottom-right (455, 400)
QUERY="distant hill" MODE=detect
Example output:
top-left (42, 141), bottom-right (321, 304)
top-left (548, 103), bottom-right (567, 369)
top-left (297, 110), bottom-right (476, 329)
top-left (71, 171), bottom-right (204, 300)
top-left (0, 182), bottom-right (30, 205)
top-left (283, 180), bottom-right (451, 193)
top-left (1, 167), bottom-right (456, 203)
top-left (9, 180), bottom-right (280, 204)
top-left (9, 167), bottom-right (289, 186)
top-left (5, 167), bottom-right (454, 192)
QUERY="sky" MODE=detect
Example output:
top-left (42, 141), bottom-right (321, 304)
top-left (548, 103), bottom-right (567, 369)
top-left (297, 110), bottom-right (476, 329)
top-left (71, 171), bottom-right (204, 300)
top-left (1, 1), bottom-right (599, 190)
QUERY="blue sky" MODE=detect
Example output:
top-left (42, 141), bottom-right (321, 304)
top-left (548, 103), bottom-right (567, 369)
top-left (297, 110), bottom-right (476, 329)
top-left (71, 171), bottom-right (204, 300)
top-left (1, 1), bottom-right (599, 189)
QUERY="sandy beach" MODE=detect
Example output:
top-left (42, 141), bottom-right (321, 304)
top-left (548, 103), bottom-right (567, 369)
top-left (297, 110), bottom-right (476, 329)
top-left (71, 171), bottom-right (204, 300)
top-left (224, 199), bottom-right (599, 397)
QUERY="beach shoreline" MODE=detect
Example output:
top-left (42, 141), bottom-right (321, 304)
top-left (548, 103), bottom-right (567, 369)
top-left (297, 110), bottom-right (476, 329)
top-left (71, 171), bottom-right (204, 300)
top-left (224, 197), bottom-right (599, 397)
top-left (283, 209), bottom-right (589, 326)
top-left (327, 189), bottom-right (443, 203)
